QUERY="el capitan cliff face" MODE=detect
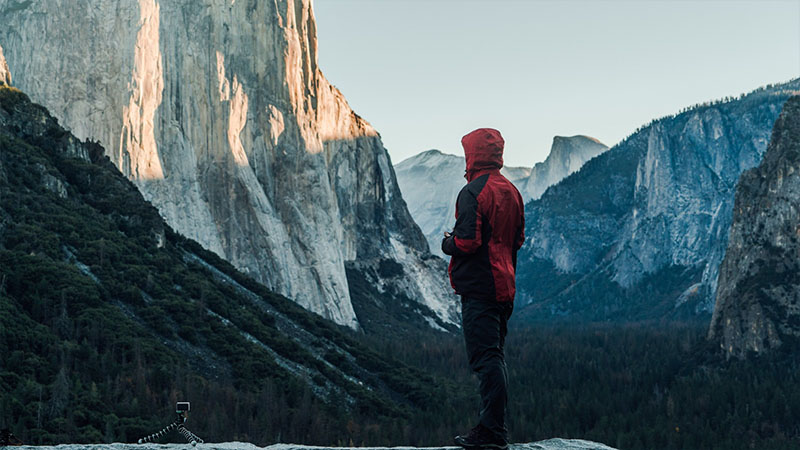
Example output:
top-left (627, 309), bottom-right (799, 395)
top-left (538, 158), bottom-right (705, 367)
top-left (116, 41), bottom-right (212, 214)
top-left (0, 0), bottom-right (456, 328)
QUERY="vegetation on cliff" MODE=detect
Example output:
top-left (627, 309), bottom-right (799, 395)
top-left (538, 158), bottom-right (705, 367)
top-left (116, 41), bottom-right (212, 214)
top-left (0, 86), bottom-right (469, 446)
top-left (710, 95), bottom-right (800, 358)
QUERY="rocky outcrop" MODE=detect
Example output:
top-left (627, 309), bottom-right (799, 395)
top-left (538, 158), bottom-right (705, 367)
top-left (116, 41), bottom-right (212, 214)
top-left (11, 440), bottom-right (618, 450)
top-left (518, 135), bottom-right (608, 201)
top-left (395, 149), bottom-right (529, 257)
top-left (0, 0), bottom-right (457, 328)
top-left (0, 43), bottom-right (9, 86)
top-left (2, 84), bottom-right (466, 445)
top-left (517, 81), bottom-right (800, 321)
top-left (709, 96), bottom-right (800, 357)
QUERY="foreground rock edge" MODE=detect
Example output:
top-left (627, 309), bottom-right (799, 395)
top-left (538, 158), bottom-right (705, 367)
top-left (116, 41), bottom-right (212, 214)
top-left (11, 438), bottom-right (617, 450)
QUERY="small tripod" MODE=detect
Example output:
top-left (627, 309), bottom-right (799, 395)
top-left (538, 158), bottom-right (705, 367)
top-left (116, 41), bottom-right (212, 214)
top-left (138, 402), bottom-right (204, 446)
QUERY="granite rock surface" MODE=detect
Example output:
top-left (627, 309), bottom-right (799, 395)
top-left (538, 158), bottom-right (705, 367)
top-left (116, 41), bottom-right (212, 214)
top-left (709, 96), bottom-right (800, 357)
top-left (395, 149), bottom-right (529, 257)
top-left (518, 135), bottom-right (608, 201)
top-left (517, 82), bottom-right (800, 321)
top-left (0, 0), bottom-right (456, 328)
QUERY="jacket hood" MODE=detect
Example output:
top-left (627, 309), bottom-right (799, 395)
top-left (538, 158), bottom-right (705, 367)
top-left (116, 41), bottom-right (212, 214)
top-left (462, 128), bottom-right (504, 181)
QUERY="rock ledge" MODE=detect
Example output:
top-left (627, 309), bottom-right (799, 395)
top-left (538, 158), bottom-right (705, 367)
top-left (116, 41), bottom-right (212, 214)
top-left (13, 440), bottom-right (617, 450)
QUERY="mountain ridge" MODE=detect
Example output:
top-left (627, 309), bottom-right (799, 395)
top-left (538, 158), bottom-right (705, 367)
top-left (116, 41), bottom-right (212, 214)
top-left (517, 79), bottom-right (800, 322)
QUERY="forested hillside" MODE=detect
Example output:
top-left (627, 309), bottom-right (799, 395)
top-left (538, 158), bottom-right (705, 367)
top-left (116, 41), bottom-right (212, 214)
top-left (375, 322), bottom-right (800, 450)
top-left (0, 85), bottom-right (470, 446)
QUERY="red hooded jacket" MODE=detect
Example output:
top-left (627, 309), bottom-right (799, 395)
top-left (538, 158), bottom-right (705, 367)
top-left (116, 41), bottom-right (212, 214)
top-left (442, 128), bottom-right (525, 302)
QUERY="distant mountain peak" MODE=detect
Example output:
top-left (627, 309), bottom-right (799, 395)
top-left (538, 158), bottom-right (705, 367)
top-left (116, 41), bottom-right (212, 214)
top-left (518, 135), bottom-right (608, 201)
top-left (547, 135), bottom-right (607, 156)
top-left (419, 148), bottom-right (445, 156)
top-left (0, 0), bottom-right (457, 331)
top-left (398, 149), bottom-right (462, 168)
top-left (552, 134), bottom-right (604, 144)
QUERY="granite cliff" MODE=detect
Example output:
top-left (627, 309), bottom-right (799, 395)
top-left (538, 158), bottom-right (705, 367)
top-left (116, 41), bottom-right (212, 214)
top-left (0, 84), bottom-right (470, 445)
top-left (0, 0), bottom-right (456, 329)
top-left (518, 135), bottom-right (608, 201)
top-left (709, 96), bottom-right (800, 357)
top-left (517, 81), bottom-right (800, 321)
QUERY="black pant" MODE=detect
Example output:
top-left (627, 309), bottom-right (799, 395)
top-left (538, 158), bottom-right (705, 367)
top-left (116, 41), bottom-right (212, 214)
top-left (461, 296), bottom-right (513, 441)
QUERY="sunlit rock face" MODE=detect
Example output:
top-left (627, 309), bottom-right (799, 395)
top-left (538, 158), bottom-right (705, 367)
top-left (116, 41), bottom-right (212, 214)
top-left (0, 0), bottom-right (456, 328)
top-left (709, 96), bottom-right (800, 358)
top-left (517, 81), bottom-right (800, 322)
top-left (0, 44), bottom-right (10, 86)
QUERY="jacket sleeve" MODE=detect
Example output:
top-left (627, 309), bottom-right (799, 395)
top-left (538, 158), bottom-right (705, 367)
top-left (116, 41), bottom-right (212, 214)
top-left (515, 196), bottom-right (525, 251)
top-left (512, 192), bottom-right (525, 269)
top-left (442, 187), bottom-right (482, 256)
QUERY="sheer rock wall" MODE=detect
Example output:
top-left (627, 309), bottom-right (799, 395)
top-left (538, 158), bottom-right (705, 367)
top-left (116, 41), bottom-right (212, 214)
top-left (0, 0), bottom-right (456, 328)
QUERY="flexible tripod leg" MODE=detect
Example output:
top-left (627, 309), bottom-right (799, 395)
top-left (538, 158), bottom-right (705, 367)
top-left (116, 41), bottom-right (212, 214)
top-left (177, 424), bottom-right (204, 445)
top-left (138, 419), bottom-right (180, 444)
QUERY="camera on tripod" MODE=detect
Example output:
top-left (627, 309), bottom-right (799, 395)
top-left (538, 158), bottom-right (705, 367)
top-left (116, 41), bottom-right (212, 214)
top-left (138, 401), bottom-right (203, 446)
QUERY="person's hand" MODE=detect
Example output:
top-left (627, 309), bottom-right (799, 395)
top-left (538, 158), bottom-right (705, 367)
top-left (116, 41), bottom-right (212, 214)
top-left (444, 231), bottom-right (452, 239)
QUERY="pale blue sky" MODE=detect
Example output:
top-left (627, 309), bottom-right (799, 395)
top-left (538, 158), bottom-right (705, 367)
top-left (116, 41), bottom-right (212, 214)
top-left (314, 0), bottom-right (800, 167)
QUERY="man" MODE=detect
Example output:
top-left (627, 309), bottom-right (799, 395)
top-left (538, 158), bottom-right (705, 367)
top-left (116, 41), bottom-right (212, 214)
top-left (442, 128), bottom-right (524, 450)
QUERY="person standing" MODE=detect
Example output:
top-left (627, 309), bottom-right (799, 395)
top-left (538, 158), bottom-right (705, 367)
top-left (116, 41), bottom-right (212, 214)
top-left (442, 128), bottom-right (524, 450)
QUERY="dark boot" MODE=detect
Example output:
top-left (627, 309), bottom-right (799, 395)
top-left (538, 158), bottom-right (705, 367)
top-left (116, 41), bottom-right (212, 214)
top-left (454, 424), bottom-right (508, 449)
